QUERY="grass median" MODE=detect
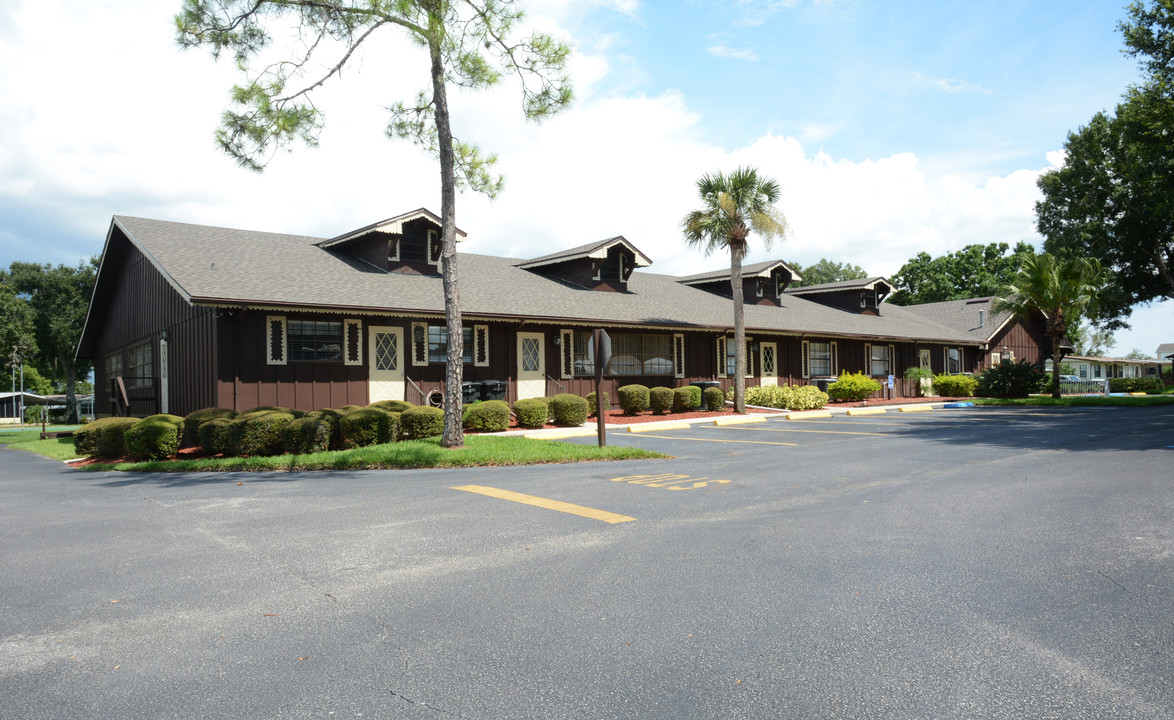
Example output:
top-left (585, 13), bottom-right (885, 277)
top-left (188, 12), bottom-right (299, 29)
top-left (0, 428), bottom-right (81, 461)
top-left (972, 395), bottom-right (1174, 408)
top-left (75, 435), bottom-right (665, 473)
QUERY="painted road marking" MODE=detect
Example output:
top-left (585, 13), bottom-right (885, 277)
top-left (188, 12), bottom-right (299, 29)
top-left (713, 416), bottom-right (767, 426)
top-left (785, 411), bottom-right (832, 420)
top-left (725, 425), bottom-right (888, 437)
top-left (451, 485), bottom-right (635, 524)
top-left (609, 473), bottom-right (732, 491)
top-left (628, 434), bottom-right (799, 447)
top-left (525, 428), bottom-right (596, 440)
top-left (628, 422), bottom-right (691, 433)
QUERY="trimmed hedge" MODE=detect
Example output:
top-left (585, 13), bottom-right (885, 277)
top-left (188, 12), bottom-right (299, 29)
top-left (977, 360), bottom-right (1045, 398)
top-left (649, 386), bottom-right (673, 414)
top-left (673, 386), bottom-right (701, 412)
top-left (227, 411), bottom-right (296, 456)
top-left (618, 384), bottom-right (650, 414)
top-left (126, 414), bottom-right (185, 460)
top-left (826, 372), bottom-right (881, 402)
top-left (1108, 377), bottom-right (1164, 394)
top-left (338, 407), bottom-right (394, 448)
top-left (733, 384), bottom-right (829, 411)
top-left (513, 398), bottom-right (549, 428)
top-left (703, 386), bottom-right (725, 411)
top-left (181, 407), bottom-right (236, 448)
top-left (400, 405), bottom-right (445, 440)
top-left (282, 415), bottom-right (334, 454)
top-left (933, 374), bottom-right (978, 397)
top-left (368, 399), bottom-right (414, 413)
top-left (464, 400), bottom-right (511, 432)
top-left (587, 391), bottom-right (609, 417)
top-left (198, 418), bottom-right (233, 455)
top-left (74, 416), bottom-right (139, 457)
top-left (550, 393), bottom-right (589, 426)
top-left (304, 408), bottom-right (346, 449)
top-left (242, 406), bottom-right (305, 418)
top-left (339, 405), bottom-right (362, 414)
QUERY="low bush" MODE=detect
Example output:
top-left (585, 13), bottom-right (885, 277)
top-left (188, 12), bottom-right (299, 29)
top-left (242, 406), bottom-right (305, 418)
top-left (788, 385), bottom-right (830, 410)
top-left (338, 407), bottom-right (394, 448)
top-left (933, 374), bottom-right (978, 397)
top-left (513, 398), bottom-right (549, 428)
top-left (977, 360), bottom-right (1046, 399)
top-left (126, 414), bottom-right (185, 460)
top-left (181, 408), bottom-right (236, 448)
top-left (464, 400), bottom-right (510, 432)
top-left (368, 399), bottom-right (414, 413)
top-left (304, 408), bottom-right (346, 449)
top-left (339, 405), bottom-right (362, 414)
top-left (74, 416), bottom-right (139, 456)
top-left (673, 386), bottom-right (701, 412)
top-left (617, 384), bottom-right (650, 414)
top-left (550, 393), bottom-right (589, 427)
top-left (282, 415), bottom-right (334, 454)
top-left (649, 386), bottom-right (674, 414)
top-left (400, 405), bottom-right (445, 440)
top-left (1108, 377), bottom-right (1164, 394)
top-left (826, 372), bottom-right (881, 402)
top-left (587, 391), bottom-right (609, 417)
top-left (227, 411), bottom-right (296, 456)
top-left (198, 418), bottom-right (233, 455)
top-left (703, 386), bottom-right (725, 411)
top-left (739, 385), bottom-right (789, 408)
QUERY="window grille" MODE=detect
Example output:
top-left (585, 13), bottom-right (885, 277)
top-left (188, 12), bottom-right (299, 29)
top-left (573, 331), bottom-right (672, 377)
top-left (288, 320), bottom-right (343, 362)
top-left (428, 326), bottom-right (474, 364)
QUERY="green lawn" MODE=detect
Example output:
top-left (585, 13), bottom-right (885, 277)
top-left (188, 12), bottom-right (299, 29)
top-left (78, 435), bottom-right (665, 473)
top-left (0, 427), bottom-right (82, 461)
top-left (972, 395), bottom-right (1174, 408)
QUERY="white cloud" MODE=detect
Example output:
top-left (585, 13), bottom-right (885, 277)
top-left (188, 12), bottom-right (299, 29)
top-left (913, 72), bottom-right (993, 95)
top-left (706, 45), bottom-right (760, 61)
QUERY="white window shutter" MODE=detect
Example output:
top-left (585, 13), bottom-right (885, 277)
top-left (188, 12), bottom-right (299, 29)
top-left (864, 343), bottom-right (872, 375)
top-left (560, 329), bottom-right (574, 379)
top-left (474, 325), bottom-right (490, 367)
top-left (717, 337), bottom-right (728, 379)
top-left (830, 341), bottom-right (839, 375)
top-left (888, 345), bottom-right (895, 375)
top-left (411, 322), bottom-right (428, 366)
top-left (344, 319), bottom-right (362, 366)
top-left (801, 340), bottom-right (810, 379)
top-left (673, 333), bottom-right (685, 379)
top-left (266, 316), bottom-right (287, 366)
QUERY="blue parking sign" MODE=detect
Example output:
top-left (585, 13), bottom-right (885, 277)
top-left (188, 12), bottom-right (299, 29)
top-left (887, 375), bottom-right (894, 389)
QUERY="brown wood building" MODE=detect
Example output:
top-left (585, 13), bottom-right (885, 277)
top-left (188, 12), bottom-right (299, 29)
top-left (77, 210), bottom-right (1053, 418)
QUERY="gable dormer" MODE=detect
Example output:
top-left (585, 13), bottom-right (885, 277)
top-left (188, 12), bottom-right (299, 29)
top-left (785, 277), bottom-right (895, 315)
top-left (317, 208), bottom-right (466, 275)
top-left (678, 260), bottom-right (801, 306)
top-left (517, 236), bottom-right (652, 292)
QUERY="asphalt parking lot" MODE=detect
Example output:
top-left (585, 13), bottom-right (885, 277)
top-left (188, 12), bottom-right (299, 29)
top-left (2, 405), bottom-right (1172, 719)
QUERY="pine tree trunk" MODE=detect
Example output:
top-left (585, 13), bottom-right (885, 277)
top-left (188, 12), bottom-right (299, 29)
top-left (1050, 335), bottom-right (1062, 399)
top-left (429, 27), bottom-right (464, 449)
top-left (731, 248), bottom-right (746, 414)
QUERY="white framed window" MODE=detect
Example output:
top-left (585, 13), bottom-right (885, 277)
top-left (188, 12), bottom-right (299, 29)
top-left (288, 320), bottom-right (343, 362)
top-left (944, 347), bottom-right (962, 374)
top-left (868, 343), bottom-right (890, 377)
top-left (428, 326), bottom-right (474, 364)
top-left (809, 341), bottom-right (832, 377)
top-left (573, 331), bottom-right (672, 377)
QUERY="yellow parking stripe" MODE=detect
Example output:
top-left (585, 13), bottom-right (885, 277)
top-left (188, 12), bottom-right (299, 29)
top-left (628, 422), bottom-right (691, 433)
top-left (630, 434), bottom-right (799, 447)
top-left (713, 416), bottom-right (767, 426)
top-left (525, 428), bottom-right (596, 440)
top-left (451, 485), bottom-right (635, 524)
top-left (732, 425), bottom-right (887, 437)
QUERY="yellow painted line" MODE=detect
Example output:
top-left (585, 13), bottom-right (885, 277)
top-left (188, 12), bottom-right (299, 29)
top-left (452, 485), bottom-right (635, 524)
top-left (785, 412), bottom-right (832, 420)
top-left (524, 428), bottom-right (597, 440)
top-left (731, 425), bottom-right (887, 437)
top-left (713, 415), bottom-right (767, 426)
top-left (1130, 392), bottom-right (1147, 396)
top-left (629, 434), bottom-right (799, 447)
top-left (846, 408), bottom-right (887, 416)
top-left (898, 405), bottom-right (933, 413)
top-left (627, 422), bottom-right (691, 433)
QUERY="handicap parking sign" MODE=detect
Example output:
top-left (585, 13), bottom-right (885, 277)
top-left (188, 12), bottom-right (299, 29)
top-left (887, 375), bottom-right (894, 389)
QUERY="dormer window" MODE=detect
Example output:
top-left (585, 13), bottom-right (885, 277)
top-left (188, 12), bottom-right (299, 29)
top-left (594, 252), bottom-right (626, 282)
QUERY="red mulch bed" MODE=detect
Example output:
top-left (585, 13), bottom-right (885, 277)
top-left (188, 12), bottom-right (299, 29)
top-left (70, 445), bottom-right (211, 468)
top-left (491, 405), bottom-right (777, 432)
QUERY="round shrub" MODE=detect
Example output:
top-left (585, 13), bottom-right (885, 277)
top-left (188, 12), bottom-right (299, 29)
top-left (788, 385), bottom-right (829, 411)
top-left (513, 398), bottom-right (549, 428)
top-left (282, 415), bottom-right (334, 454)
top-left (617, 384), bottom-right (650, 415)
top-left (587, 391), bottom-right (610, 417)
top-left (977, 360), bottom-right (1046, 399)
top-left (703, 386), bottom-right (726, 411)
top-left (227, 411), bottom-right (296, 456)
top-left (126, 414), bottom-right (185, 460)
top-left (649, 386), bottom-right (674, 414)
top-left (199, 417), bottom-right (233, 455)
top-left (550, 393), bottom-right (589, 427)
top-left (304, 408), bottom-right (346, 449)
top-left (242, 406), bottom-right (304, 418)
top-left (74, 416), bottom-right (138, 457)
top-left (826, 372), bottom-right (882, 402)
top-left (181, 408), bottom-right (236, 448)
top-left (93, 417), bottom-right (139, 457)
top-left (741, 385), bottom-right (790, 409)
top-left (339, 405), bottom-right (362, 414)
top-left (673, 386), bottom-right (701, 412)
top-left (400, 405), bottom-right (445, 440)
top-left (933, 374), bottom-right (978, 397)
top-left (464, 400), bottom-right (510, 432)
top-left (338, 408), bottom-right (394, 448)
top-left (368, 399), bottom-right (414, 413)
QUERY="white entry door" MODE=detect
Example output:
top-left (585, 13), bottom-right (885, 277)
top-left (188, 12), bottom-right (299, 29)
top-left (760, 342), bottom-right (778, 386)
top-left (368, 326), bottom-right (404, 403)
top-left (516, 332), bottom-right (546, 400)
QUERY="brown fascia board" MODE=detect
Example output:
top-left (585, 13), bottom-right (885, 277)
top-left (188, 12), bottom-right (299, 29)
top-left (517, 236), bottom-right (653, 270)
top-left (679, 260), bottom-right (802, 286)
top-left (786, 277), bottom-right (895, 296)
top-left (317, 208), bottom-right (467, 248)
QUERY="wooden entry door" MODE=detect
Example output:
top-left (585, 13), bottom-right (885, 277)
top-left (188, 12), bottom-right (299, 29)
top-left (368, 326), bottom-right (404, 403)
top-left (516, 332), bottom-right (546, 400)
top-left (760, 342), bottom-right (778, 386)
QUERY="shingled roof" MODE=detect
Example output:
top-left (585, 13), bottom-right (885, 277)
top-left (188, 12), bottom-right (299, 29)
top-left (786, 276), bottom-right (895, 296)
top-left (82, 215), bottom-right (993, 351)
top-left (678, 260), bottom-right (801, 286)
top-left (516, 236), bottom-right (652, 270)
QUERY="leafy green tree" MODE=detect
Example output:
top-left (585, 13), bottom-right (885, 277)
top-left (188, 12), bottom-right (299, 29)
top-left (888, 242), bottom-right (1035, 306)
top-left (0, 364), bottom-right (54, 396)
top-left (1036, 1), bottom-right (1174, 328)
top-left (7, 260), bottom-right (97, 423)
top-left (790, 259), bottom-right (867, 287)
top-left (1, 276), bottom-right (37, 371)
top-left (991, 253), bottom-right (1106, 398)
top-left (1067, 321), bottom-right (1116, 357)
top-left (176, 0), bottom-right (572, 448)
top-left (682, 166), bottom-right (788, 413)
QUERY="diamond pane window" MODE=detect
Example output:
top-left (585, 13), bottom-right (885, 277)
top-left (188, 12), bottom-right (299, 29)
top-left (374, 332), bottom-right (398, 371)
top-left (522, 337), bottom-right (541, 372)
top-left (763, 345), bottom-right (776, 375)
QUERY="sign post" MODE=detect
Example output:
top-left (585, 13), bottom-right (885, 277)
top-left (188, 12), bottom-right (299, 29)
top-left (592, 329), bottom-right (612, 447)
top-left (887, 374), bottom-right (895, 400)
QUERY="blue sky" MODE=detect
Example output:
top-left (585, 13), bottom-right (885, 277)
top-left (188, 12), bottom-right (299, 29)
top-left (0, 0), bottom-right (1168, 355)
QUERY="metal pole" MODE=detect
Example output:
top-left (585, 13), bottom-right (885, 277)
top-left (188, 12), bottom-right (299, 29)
top-left (19, 362), bottom-right (24, 426)
top-left (593, 329), bottom-right (606, 448)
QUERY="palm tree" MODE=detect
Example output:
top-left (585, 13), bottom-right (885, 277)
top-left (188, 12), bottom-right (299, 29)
top-left (991, 252), bottom-right (1105, 398)
top-left (682, 167), bottom-right (788, 413)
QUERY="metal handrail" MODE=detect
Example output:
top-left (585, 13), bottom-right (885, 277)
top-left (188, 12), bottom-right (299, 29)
top-left (405, 376), bottom-right (428, 405)
top-left (546, 375), bottom-right (566, 394)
